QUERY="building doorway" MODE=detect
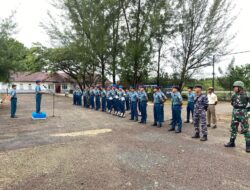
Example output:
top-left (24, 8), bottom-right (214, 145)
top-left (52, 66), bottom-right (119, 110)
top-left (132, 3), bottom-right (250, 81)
top-left (55, 84), bottom-right (61, 93)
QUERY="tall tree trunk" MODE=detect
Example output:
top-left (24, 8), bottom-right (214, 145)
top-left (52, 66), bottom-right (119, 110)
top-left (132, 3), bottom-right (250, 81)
top-left (156, 41), bottom-right (162, 86)
top-left (101, 56), bottom-right (105, 87)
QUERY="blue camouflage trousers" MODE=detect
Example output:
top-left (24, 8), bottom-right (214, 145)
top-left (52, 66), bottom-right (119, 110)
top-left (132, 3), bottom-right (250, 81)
top-left (90, 95), bottom-right (95, 109)
top-left (172, 105), bottom-right (182, 130)
top-left (154, 103), bottom-right (164, 124)
top-left (102, 97), bottom-right (107, 111)
top-left (95, 95), bottom-right (100, 110)
top-left (131, 101), bottom-right (138, 120)
top-left (194, 109), bottom-right (207, 135)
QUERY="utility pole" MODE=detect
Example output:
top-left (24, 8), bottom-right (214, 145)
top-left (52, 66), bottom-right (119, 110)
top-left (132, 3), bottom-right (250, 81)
top-left (212, 55), bottom-right (215, 89)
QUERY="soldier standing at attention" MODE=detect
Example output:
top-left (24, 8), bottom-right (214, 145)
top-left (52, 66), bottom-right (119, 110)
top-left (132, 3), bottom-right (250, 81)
top-left (168, 86), bottom-right (183, 133)
top-left (101, 87), bottom-right (107, 112)
top-left (106, 86), bottom-right (112, 113)
top-left (130, 87), bottom-right (139, 121)
top-left (207, 87), bottom-right (218, 128)
top-left (90, 86), bottom-right (95, 110)
top-left (77, 88), bottom-right (83, 106)
top-left (95, 86), bottom-right (101, 111)
top-left (192, 84), bottom-right (208, 141)
top-left (152, 87), bottom-right (166, 128)
top-left (113, 85), bottom-right (119, 115)
top-left (185, 86), bottom-right (195, 123)
top-left (35, 80), bottom-right (44, 114)
top-left (159, 88), bottom-right (167, 122)
top-left (139, 86), bottom-right (148, 124)
top-left (137, 89), bottom-right (142, 116)
top-left (125, 89), bottom-right (130, 111)
top-left (10, 84), bottom-right (18, 118)
top-left (85, 87), bottom-right (90, 108)
top-left (83, 87), bottom-right (87, 108)
top-left (118, 86), bottom-right (126, 117)
top-left (73, 88), bottom-right (77, 105)
top-left (224, 81), bottom-right (250, 153)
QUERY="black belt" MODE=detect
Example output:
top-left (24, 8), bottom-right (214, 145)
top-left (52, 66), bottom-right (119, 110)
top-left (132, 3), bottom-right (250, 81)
top-left (234, 106), bottom-right (246, 109)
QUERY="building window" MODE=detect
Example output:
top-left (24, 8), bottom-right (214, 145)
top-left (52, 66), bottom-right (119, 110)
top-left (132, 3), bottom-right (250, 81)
top-left (20, 84), bottom-right (24, 90)
top-left (48, 84), bottom-right (54, 90)
top-left (62, 84), bottom-right (68, 90)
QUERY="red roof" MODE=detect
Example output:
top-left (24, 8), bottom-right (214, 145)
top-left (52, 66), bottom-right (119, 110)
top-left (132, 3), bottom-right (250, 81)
top-left (10, 72), bottom-right (73, 83)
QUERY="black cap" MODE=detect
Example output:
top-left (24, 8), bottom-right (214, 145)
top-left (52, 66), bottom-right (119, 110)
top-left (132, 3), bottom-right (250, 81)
top-left (172, 85), bottom-right (180, 91)
top-left (194, 84), bottom-right (203, 89)
top-left (188, 86), bottom-right (194, 90)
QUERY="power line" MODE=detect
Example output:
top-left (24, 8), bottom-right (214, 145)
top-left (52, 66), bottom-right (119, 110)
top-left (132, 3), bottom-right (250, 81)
top-left (220, 50), bottom-right (250, 56)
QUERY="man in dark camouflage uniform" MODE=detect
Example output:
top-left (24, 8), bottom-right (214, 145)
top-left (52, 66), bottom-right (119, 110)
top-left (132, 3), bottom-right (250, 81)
top-left (224, 81), bottom-right (250, 153)
top-left (192, 84), bottom-right (209, 141)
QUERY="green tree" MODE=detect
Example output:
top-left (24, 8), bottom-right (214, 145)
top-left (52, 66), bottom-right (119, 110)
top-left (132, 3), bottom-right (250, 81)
top-left (0, 14), bottom-right (25, 81)
top-left (120, 0), bottom-right (156, 86)
top-left (218, 59), bottom-right (250, 91)
top-left (170, 0), bottom-right (235, 89)
top-left (150, 0), bottom-right (174, 86)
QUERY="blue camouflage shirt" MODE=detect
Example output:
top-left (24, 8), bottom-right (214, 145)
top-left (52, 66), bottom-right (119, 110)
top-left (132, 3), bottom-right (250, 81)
top-left (130, 91), bottom-right (138, 102)
top-left (187, 92), bottom-right (195, 103)
top-left (10, 89), bottom-right (17, 99)
top-left (153, 92), bottom-right (164, 104)
top-left (139, 91), bottom-right (148, 102)
top-left (171, 92), bottom-right (183, 106)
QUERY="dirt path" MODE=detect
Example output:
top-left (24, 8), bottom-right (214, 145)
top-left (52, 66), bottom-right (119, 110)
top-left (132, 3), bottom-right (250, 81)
top-left (0, 94), bottom-right (249, 190)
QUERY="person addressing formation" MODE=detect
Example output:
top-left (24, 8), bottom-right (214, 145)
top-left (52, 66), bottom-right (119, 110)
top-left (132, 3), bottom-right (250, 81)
top-left (32, 80), bottom-right (47, 120)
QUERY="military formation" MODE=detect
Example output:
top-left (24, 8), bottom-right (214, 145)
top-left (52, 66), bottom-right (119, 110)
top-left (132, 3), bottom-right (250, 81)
top-left (7, 81), bottom-right (250, 153)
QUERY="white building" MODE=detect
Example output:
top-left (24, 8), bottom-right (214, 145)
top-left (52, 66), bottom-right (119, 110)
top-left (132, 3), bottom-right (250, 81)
top-left (0, 72), bottom-right (75, 94)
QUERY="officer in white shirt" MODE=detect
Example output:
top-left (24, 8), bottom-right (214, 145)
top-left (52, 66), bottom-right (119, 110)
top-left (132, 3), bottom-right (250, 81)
top-left (207, 87), bottom-right (218, 128)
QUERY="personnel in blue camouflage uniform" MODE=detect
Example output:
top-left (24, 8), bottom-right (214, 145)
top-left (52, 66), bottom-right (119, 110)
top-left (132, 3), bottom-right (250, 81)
top-left (95, 87), bottom-right (101, 111)
top-left (185, 86), bottom-right (195, 123)
top-left (130, 87), bottom-right (139, 121)
top-left (84, 87), bottom-right (90, 108)
top-left (101, 87), bottom-right (107, 112)
top-left (118, 86), bottom-right (126, 117)
top-left (152, 87), bottom-right (166, 128)
top-left (159, 89), bottom-right (167, 122)
top-left (168, 86), bottom-right (183, 133)
top-left (76, 88), bottom-right (83, 106)
top-left (224, 81), bottom-right (250, 153)
top-left (73, 88), bottom-right (77, 105)
top-left (112, 85), bottom-right (119, 115)
top-left (137, 89), bottom-right (142, 116)
top-left (125, 89), bottom-right (130, 111)
top-left (10, 84), bottom-right (18, 118)
top-left (35, 80), bottom-right (43, 114)
top-left (139, 86), bottom-right (148, 124)
top-left (83, 87), bottom-right (87, 108)
top-left (90, 86), bottom-right (95, 109)
top-left (106, 86), bottom-right (112, 113)
top-left (192, 84), bottom-right (208, 141)
top-left (109, 85), bottom-right (116, 114)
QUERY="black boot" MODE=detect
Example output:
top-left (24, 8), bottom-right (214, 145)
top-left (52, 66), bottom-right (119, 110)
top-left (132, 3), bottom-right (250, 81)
top-left (224, 139), bottom-right (235, 147)
top-left (152, 123), bottom-right (157, 127)
top-left (200, 135), bottom-right (208, 141)
top-left (246, 141), bottom-right (250, 153)
top-left (192, 133), bottom-right (200, 139)
top-left (157, 123), bottom-right (162, 128)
